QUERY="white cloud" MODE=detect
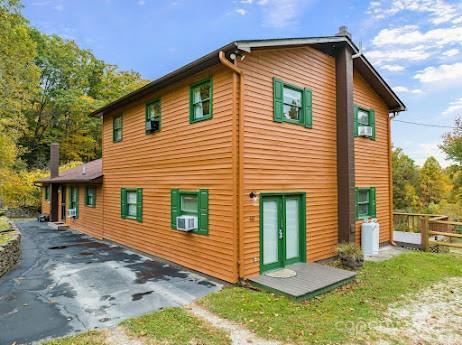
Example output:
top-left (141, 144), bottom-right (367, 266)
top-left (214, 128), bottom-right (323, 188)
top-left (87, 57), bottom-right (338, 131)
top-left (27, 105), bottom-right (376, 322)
top-left (235, 8), bottom-right (247, 15)
top-left (381, 64), bottom-right (405, 72)
top-left (372, 25), bottom-right (462, 47)
top-left (368, 0), bottom-right (462, 25)
top-left (442, 97), bottom-right (462, 116)
top-left (415, 62), bottom-right (462, 83)
top-left (443, 48), bottom-right (460, 57)
top-left (366, 46), bottom-right (431, 65)
top-left (240, 0), bottom-right (253, 3)
top-left (393, 86), bottom-right (423, 94)
top-left (258, 0), bottom-right (311, 28)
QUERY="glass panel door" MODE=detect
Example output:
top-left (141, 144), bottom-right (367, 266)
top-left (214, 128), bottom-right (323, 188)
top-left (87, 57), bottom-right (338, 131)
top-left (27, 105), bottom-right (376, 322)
top-left (285, 197), bottom-right (300, 261)
top-left (262, 198), bottom-right (280, 268)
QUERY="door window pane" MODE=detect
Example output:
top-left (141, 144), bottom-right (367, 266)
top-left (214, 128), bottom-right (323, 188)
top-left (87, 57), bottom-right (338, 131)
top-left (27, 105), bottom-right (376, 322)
top-left (263, 200), bottom-right (279, 265)
top-left (285, 198), bottom-right (300, 260)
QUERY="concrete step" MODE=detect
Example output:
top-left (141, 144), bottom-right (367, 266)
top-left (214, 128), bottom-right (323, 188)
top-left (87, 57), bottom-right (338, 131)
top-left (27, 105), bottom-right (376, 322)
top-left (47, 222), bottom-right (70, 231)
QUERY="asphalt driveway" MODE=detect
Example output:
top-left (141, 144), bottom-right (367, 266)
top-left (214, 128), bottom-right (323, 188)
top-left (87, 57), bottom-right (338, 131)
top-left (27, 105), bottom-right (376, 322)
top-left (0, 220), bottom-right (223, 345)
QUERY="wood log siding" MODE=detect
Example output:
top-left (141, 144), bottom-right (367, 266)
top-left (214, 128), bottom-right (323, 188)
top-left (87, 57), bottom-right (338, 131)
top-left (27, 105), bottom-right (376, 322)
top-left (237, 47), bottom-right (339, 278)
top-left (101, 67), bottom-right (238, 283)
top-left (353, 71), bottom-right (392, 245)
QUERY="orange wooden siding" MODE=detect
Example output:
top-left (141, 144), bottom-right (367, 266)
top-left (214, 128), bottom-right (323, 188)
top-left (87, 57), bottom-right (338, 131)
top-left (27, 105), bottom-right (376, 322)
top-left (101, 66), bottom-right (238, 282)
top-left (237, 47), bottom-right (339, 278)
top-left (41, 187), bottom-right (50, 215)
top-left (353, 71), bottom-right (392, 245)
top-left (64, 185), bottom-right (104, 239)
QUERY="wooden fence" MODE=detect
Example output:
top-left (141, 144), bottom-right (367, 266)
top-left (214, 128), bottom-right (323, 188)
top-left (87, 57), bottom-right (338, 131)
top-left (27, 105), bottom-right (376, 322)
top-left (394, 212), bottom-right (462, 251)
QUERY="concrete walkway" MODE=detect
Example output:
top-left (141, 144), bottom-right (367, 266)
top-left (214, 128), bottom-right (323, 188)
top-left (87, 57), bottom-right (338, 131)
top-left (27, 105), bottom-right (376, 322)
top-left (0, 221), bottom-right (222, 345)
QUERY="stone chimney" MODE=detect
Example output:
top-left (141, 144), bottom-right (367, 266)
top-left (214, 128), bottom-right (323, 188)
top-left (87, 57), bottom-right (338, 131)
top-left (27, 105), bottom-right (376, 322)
top-left (50, 143), bottom-right (59, 178)
top-left (336, 25), bottom-right (351, 39)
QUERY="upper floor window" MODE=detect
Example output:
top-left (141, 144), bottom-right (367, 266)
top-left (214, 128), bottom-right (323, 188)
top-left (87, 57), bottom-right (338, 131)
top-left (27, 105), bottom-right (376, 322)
top-left (145, 99), bottom-right (161, 134)
top-left (190, 78), bottom-right (213, 123)
top-left (354, 105), bottom-right (375, 140)
top-left (113, 114), bottom-right (123, 142)
top-left (273, 78), bottom-right (312, 128)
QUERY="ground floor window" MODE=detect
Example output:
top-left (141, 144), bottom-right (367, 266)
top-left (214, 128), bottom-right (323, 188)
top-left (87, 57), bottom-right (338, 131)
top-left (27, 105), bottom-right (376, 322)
top-left (356, 187), bottom-right (376, 219)
top-left (44, 185), bottom-right (50, 201)
top-left (120, 188), bottom-right (143, 222)
top-left (171, 189), bottom-right (208, 235)
top-left (85, 186), bottom-right (96, 207)
top-left (69, 185), bottom-right (79, 218)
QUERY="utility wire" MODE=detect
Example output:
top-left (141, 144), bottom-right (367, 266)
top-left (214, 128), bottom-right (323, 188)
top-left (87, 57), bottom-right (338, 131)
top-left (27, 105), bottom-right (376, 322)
top-left (393, 119), bottom-right (455, 129)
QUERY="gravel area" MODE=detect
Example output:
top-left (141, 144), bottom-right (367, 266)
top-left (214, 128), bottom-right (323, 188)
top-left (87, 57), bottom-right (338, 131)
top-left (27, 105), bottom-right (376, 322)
top-left (370, 277), bottom-right (462, 345)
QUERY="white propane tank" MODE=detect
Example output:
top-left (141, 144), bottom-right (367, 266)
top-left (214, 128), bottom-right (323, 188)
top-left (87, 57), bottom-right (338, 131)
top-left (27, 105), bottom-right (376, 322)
top-left (361, 219), bottom-right (379, 256)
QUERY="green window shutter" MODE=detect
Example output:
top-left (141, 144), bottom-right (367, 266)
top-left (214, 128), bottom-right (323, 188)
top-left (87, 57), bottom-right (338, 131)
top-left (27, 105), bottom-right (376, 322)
top-left (171, 189), bottom-right (179, 228)
top-left (353, 105), bottom-right (359, 137)
top-left (121, 188), bottom-right (127, 218)
top-left (198, 189), bottom-right (209, 234)
top-left (369, 109), bottom-right (376, 140)
top-left (136, 188), bottom-right (143, 222)
top-left (355, 188), bottom-right (359, 219)
top-left (303, 88), bottom-right (313, 128)
top-left (93, 187), bottom-right (96, 206)
top-left (75, 186), bottom-right (79, 218)
top-left (112, 117), bottom-right (117, 142)
top-left (273, 78), bottom-right (284, 122)
top-left (370, 187), bottom-right (377, 217)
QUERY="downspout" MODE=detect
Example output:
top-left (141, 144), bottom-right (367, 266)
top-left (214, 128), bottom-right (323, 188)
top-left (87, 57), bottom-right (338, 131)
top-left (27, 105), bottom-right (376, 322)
top-left (388, 112), bottom-right (397, 246)
top-left (218, 51), bottom-right (244, 281)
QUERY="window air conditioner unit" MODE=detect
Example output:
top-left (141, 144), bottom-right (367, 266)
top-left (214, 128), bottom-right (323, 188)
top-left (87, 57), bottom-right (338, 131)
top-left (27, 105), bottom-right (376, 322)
top-left (358, 125), bottom-right (373, 137)
top-left (146, 119), bottom-right (160, 133)
top-left (176, 215), bottom-right (197, 231)
top-left (68, 208), bottom-right (77, 218)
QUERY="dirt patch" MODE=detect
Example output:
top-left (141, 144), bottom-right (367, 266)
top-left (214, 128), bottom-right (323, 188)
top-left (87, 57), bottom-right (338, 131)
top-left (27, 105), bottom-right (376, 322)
top-left (369, 277), bottom-right (462, 345)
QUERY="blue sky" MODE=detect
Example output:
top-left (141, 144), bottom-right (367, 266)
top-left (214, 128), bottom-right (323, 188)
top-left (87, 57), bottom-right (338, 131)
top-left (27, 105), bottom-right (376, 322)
top-left (22, 0), bottom-right (462, 167)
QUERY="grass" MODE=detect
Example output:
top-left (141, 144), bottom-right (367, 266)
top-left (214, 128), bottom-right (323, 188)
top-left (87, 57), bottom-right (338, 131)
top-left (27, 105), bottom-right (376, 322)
top-left (121, 307), bottom-right (231, 345)
top-left (0, 233), bottom-right (12, 245)
top-left (0, 216), bottom-right (11, 231)
top-left (199, 252), bottom-right (462, 345)
top-left (39, 331), bottom-right (108, 345)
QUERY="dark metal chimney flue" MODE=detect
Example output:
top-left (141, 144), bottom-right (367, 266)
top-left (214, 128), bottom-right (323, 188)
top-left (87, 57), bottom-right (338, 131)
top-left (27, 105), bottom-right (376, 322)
top-left (50, 143), bottom-right (59, 178)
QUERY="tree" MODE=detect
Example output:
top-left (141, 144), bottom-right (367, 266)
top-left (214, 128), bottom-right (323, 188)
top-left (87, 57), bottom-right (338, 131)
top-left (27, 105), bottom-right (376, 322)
top-left (419, 156), bottom-right (450, 206)
top-left (392, 147), bottom-right (421, 210)
top-left (440, 117), bottom-right (462, 165)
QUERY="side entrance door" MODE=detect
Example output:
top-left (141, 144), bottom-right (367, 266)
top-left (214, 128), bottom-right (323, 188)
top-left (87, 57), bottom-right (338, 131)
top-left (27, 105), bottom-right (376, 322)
top-left (260, 193), bottom-right (306, 273)
top-left (61, 185), bottom-right (66, 221)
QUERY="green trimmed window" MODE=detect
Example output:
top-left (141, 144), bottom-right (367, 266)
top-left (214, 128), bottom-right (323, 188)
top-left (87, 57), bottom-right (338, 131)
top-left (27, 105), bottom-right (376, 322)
top-left (85, 186), bottom-right (96, 207)
top-left (354, 105), bottom-right (375, 140)
top-left (273, 77), bottom-right (312, 128)
top-left (356, 187), bottom-right (376, 219)
top-left (113, 114), bottom-right (123, 142)
top-left (69, 185), bottom-right (79, 218)
top-left (44, 185), bottom-right (50, 201)
top-left (171, 189), bottom-right (208, 235)
top-left (145, 99), bottom-right (161, 134)
top-left (189, 78), bottom-right (213, 123)
top-left (120, 188), bottom-right (143, 222)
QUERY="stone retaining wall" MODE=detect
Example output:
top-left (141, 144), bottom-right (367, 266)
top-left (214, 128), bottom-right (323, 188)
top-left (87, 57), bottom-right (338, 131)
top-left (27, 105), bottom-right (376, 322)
top-left (0, 224), bottom-right (21, 277)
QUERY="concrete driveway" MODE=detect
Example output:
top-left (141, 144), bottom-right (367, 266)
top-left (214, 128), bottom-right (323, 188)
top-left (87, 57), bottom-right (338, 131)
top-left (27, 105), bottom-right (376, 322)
top-left (0, 221), bottom-right (223, 345)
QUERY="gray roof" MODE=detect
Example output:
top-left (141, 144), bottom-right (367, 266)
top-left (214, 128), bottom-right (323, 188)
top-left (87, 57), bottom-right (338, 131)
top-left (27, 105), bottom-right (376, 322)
top-left (89, 35), bottom-right (405, 117)
top-left (38, 159), bottom-right (103, 184)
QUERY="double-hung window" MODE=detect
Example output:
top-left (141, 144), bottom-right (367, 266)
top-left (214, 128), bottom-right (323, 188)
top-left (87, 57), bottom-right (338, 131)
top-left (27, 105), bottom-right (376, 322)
top-left (356, 187), bottom-right (376, 219)
top-left (273, 78), bottom-right (312, 128)
top-left (113, 114), bottom-right (123, 142)
top-left (85, 186), bottom-right (96, 207)
top-left (145, 99), bottom-right (161, 133)
top-left (120, 188), bottom-right (143, 222)
top-left (190, 78), bottom-right (213, 123)
top-left (354, 105), bottom-right (375, 140)
top-left (171, 189), bottom-right (208, 235)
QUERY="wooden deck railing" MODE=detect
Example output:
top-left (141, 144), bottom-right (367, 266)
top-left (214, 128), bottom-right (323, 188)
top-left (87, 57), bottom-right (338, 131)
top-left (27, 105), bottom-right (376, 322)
top-left (394, 212), bottom-right (462, 250)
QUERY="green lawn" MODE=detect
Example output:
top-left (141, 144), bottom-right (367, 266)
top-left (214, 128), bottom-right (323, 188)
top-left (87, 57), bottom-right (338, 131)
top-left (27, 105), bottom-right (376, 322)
top-left (121, 307), bottom-right (230, 345)
top-left (199, 252), bottom-right (462, 345)
top-left (40, 331), bottom-right (107, 345)
top-left (0, 216), bottom-right (10, 231)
